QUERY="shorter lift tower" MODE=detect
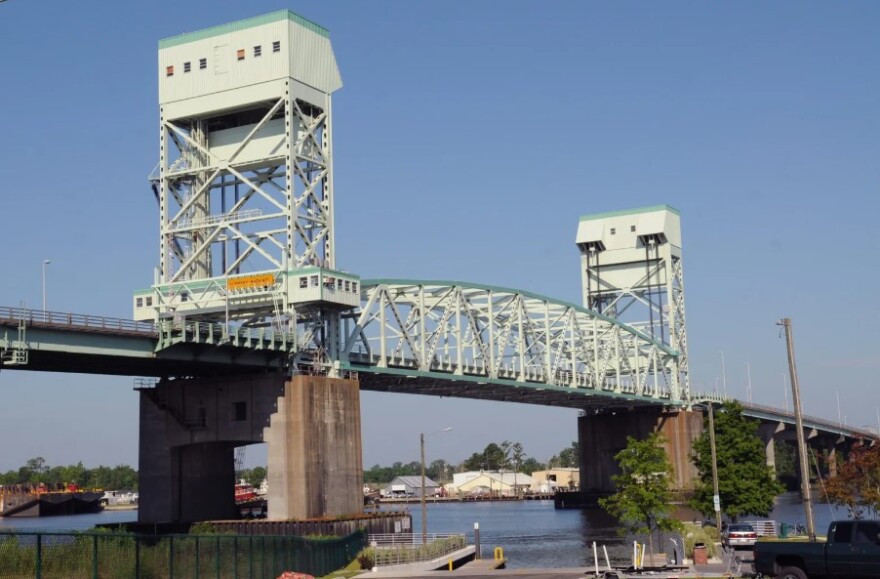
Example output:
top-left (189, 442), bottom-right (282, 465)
top-left (575, 205), bottom-right (689, 401)
top-left (134, 11), bottom-right (358, 369)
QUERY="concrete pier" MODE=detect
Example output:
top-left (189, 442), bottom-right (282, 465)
top-left (138, 373), bottom-right (363, 523)
top-left (266, 375), bottom-right (364, 519)
top-left (578, 407), bottom-right (703, 492)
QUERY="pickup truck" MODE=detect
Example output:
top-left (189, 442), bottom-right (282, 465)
top-left (754, 520), bottom-right (880, 578)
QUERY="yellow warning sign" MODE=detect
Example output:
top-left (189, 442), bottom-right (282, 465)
top-left (227, 274), bottom-right (276, 291)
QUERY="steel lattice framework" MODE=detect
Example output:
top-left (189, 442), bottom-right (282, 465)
top-left (156, 96), bottom-right (334, 290)
top-left (340, 281), bottom-right (685, 404)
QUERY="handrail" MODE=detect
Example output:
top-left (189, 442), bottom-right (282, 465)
top-left (0, 306), bottom-right (157, 336)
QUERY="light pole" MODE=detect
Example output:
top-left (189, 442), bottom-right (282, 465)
top-left (718, 351), bottom-right (727, 397)
top-left (745, 362), bottom-right (752, 403)
top-left (421, 426), bottom-right (452, 546)
top-left (42, 259), bottom-right (51, 312)
top-left (836, 391), bottom-right (842, 427)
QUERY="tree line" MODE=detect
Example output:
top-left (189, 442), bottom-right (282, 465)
top-left (363, 440), bottom-right (580, 484)
top-left (0, 457), bottom-right (138, 491)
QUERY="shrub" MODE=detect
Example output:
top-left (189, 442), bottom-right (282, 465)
top-left (357, 551), bottom-right (375, 569)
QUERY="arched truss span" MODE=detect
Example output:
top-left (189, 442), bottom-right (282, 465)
top-left (341, 280), bottom-right (688, 404)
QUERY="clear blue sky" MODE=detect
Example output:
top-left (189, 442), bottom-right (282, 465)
top-left (1, 1), bottom-right (879, 472)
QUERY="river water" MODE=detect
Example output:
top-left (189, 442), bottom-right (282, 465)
top-left (0, 493), bottom-right (853, 568)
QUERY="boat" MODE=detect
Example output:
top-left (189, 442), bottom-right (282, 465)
top-left (235, 481), bottom-right (258, 503)
top-left (0, 483), bottom-right (103, 517)
top-left (235, 480), bottom-right (267, 518)
top-left (100, 490), bottom-right (139, 509)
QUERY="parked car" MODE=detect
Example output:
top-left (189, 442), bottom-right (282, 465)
top-left (722, 523), bottom-right (758, 549)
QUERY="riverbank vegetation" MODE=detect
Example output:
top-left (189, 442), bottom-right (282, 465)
top-left (0, 457), bottom-right (137, 490)
top-left (363, 440), bottom-right (577, 484)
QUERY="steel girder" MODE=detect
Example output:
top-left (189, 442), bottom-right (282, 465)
top-left (341, 281), bottom-right (686, 404)
top-left (155, 95), bottom-right (335, 321)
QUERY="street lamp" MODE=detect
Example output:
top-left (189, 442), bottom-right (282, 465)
top-left (421, 426), bottom-right (452, 546)
top-left (42, 259), bottom-right (51, 312)
top-left (745, 362), bottom-right (752, 403)
top-left (718, 351), bottom-right (727, 397)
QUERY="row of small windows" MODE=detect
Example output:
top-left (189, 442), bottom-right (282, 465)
top-left (298, 276), bottom-right (358, 294)
top-left (135, 296), bottom-right (154, 307)
top-left (165, 41), bottom-right (281, 77)
top-left (608, 225), bottom-right (638, 235)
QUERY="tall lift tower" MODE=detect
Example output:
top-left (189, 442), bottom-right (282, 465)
top-left (134, 11), bottom-right (358, 369)
top-left (575, 205), bottom-right (689, 401)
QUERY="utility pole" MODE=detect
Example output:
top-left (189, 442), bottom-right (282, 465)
top-left (420, 432), bottom-right (427, 546)
top-left (778, 317), bottom-right (815, 542)
top-left (708, 402), bottom-right (722, 531)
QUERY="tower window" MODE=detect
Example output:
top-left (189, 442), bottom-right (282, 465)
top-left (237, 49), bottom-right (245, 61)
top-left (254, 45), bottom-right (262, 57)
top-left (272, 41), bottom-right (281, 53)
top-left (630, 225), bottom-right (636, 232)
top-left (165, 65), bottom-right (174, 76)
top-left (199, 58), bottom-right (207, 70)
top-left (610, 228), bottom-right (616, 235)
top-left (233, 402), bottom-right (247, 422)
top-left (136, 297), bottom-right (143, 308)
top-left (183, 61), bottom-right (191, 73)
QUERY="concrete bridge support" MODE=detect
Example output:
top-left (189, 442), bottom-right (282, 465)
top-left (265, 375), bottom-right (363, 520)
top-left (577, 408), bottom-right (703, 492)
top-left (138, 373), bottom-right (363, 523)
top-left (758, 422), bottom-right (784, 476)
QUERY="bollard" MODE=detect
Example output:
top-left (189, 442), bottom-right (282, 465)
top-left (494, 547), bottom-right (504, 561)
top-left (474, 523), bottom-right (481, 559)
top-left (449, 558), bottom-right (453, 571)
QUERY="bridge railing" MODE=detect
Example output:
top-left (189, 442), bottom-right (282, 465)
top-left (0, 307), bottom-right (156, 336)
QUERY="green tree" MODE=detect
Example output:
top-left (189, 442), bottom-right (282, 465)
top-left (691, 401), bottom-right (784, 519)
top-left (244, 466), bottom-right (267, 488)
top-left (461, 443), bottom-right (507, 471)
top-left (549, 442), bottom-right (579, 468)
top-left (774, 440), bottom-right (798, 490)
top-left (428, 459), bottom-right (450, 483)
top-left (521, 457), bottom-right (544, 475)
top-left (598, 433), bottom-right (681, 558)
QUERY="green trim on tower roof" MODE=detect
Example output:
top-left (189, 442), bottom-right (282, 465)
top-left (159, 10), bottom-right (329, 49)
top-left (579, 204), bottom-right (680, 222)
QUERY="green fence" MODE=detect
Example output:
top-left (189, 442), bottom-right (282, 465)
top-left (0, 529), bottom-right (366, 579)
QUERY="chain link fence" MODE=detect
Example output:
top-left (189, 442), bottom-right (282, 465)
top-left (0, 529), bottom-right (366, 579)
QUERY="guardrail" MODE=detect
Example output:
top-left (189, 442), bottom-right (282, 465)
top-left (365, 533), bottom-right (467, 567)
top-left (0, 307), bottom-right (156, 336)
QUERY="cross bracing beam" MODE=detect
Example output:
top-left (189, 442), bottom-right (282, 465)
top-left (341, 280), bottom-right (687, 405)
